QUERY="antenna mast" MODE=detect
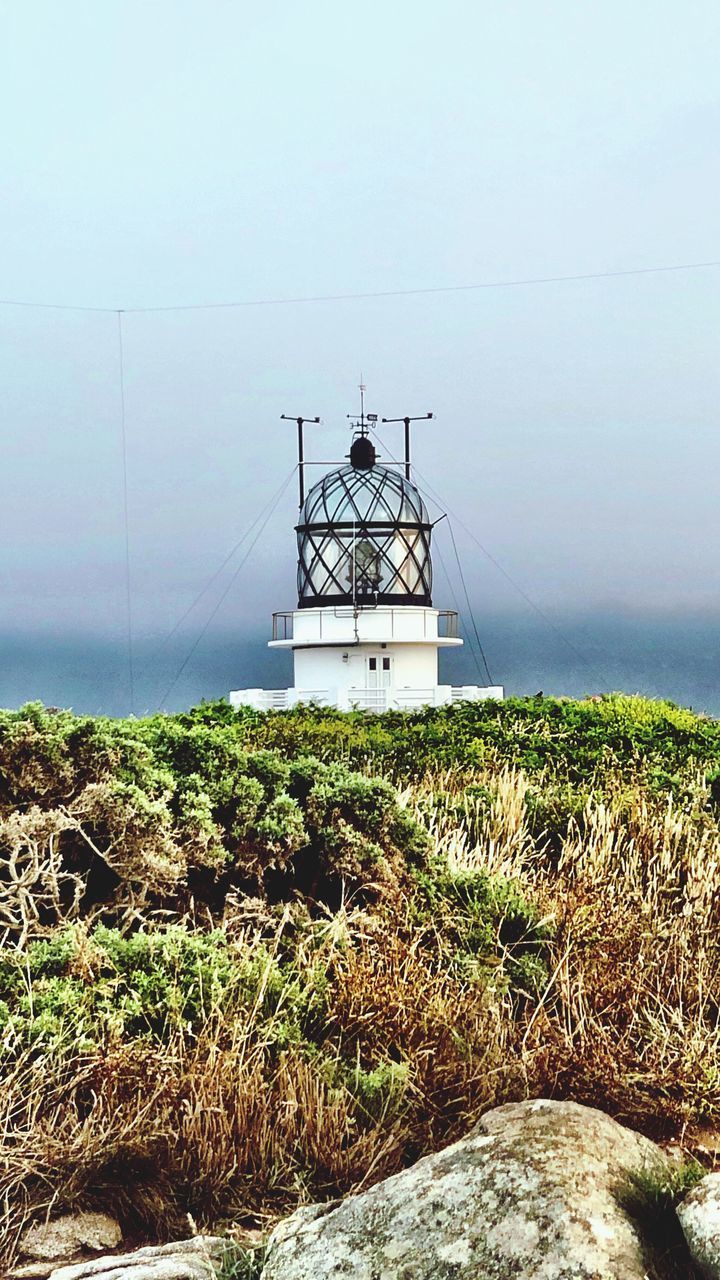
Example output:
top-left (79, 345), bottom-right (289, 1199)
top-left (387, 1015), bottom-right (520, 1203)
top-left (381, 412), bottom-right (434, 479)
top-left (281, 413), bottom-right (320, 507)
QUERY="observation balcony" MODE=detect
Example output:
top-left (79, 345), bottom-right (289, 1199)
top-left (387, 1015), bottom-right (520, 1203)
top-left (269, 606), bottom-right (462, 648)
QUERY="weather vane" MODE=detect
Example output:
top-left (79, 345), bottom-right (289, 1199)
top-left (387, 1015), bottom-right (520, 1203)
top-left (347, 379), bottom-right (378, 437)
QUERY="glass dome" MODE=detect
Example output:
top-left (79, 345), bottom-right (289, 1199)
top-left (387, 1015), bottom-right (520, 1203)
top-left (296, 438), bottom-right (433, 608)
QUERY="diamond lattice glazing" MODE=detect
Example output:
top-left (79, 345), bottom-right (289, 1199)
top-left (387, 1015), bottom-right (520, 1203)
top-left (296, 463), bottom-right (433, 607)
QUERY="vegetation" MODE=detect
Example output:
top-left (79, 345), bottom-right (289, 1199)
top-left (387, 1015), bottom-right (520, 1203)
top-left (220, 1242), bottom-right (268, 1280)
top-left (1, 693), bottom-right (720, 1266)
top-left (619, 1161), bottom-right (708, 1280)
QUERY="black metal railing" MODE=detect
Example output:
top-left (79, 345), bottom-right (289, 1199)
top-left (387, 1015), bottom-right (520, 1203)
top-left (274, 608), bottom-right (459, 641)
top-left (272, 611), bottom-right (294, 641)
top-left (437, 610), bottom-right (459, 638)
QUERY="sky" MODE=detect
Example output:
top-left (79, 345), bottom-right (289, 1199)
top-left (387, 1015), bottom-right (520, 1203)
top-left (0, 1), bottom-right (718, 714)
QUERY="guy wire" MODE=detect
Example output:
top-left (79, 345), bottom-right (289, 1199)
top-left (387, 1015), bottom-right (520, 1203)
top-left (369, 424), bottom-right (494, 685)
top-left (157, 466), bottom-right (297, 709)
top-left (445, 518), bottom-right (494, 685)
top-left (411, 461), bottom-right (614, 691)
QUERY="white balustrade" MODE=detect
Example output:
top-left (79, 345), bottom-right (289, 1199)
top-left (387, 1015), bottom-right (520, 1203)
top-left (230, 684), bottom-right (502, 712)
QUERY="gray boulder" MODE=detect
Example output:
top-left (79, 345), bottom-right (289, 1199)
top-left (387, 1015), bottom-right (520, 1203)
top-left (19, 1214), bottom-right (122, 1266)
top-left (46, 1237), bottom-right (228, 1280)
top-left (677, 1172), bottom-right (720, 1278)
top-left (261, 1098), bottom-right (676, 1279)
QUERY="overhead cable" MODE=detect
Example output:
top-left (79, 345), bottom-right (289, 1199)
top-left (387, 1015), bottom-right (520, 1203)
top-left (116, 312), bottom-right (135, 713)
top-left (0, 258), bottom-right (718, 315)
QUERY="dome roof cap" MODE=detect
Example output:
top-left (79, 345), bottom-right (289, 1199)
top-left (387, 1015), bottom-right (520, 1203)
top-left (349, 434), bottom-right (376, 469)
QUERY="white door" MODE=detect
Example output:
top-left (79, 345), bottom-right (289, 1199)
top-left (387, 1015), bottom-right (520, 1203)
top-left (366, 655), bottom-right (392, 689)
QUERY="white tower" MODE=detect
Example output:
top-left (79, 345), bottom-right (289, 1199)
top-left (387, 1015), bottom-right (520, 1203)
top-left (230, 412), bottom-right (503, 712)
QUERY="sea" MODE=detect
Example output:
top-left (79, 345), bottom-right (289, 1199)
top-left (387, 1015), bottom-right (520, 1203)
top-left (0, 610), bottom-right (717, 719)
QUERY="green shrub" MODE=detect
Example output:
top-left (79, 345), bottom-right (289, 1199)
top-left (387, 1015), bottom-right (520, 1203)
top-left (220, 1243), bottom-right (267, 1280)
top-left (0, 924), bottom-right (329, 1055)
top-left (217, 693), bottom-right (720, 782)
top-left (340, 1058), bottom-right (410, 1122)
top-left (618, 1160), bottom-right (707, 1280)
top-left (0, 704), bottom-right (431, 933)
top-left (411, 859), bottom-right (551, 997)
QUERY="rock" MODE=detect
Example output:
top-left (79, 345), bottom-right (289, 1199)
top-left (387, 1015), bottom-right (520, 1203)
top-left (10, 1264), bottom-right (65, 1279)
top-left (261, 1098), bottom-right (676, 1279)
top-left (46, 1237), bottom-right (228, 1280)
top-left (20, 1214), bottom-right (122, 1264)
top-left (677, 1172), bottom-right (720, 1278)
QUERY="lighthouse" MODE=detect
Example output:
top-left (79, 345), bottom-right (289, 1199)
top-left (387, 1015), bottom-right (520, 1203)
top-left (230, 406), bottom-right (503, 712)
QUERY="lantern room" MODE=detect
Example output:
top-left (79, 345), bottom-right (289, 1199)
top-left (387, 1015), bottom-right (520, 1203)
top-left (296, 434), bottom-right (433, 608)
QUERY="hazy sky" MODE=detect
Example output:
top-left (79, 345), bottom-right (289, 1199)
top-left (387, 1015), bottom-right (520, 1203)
top-left (0, 1), bottom-right (718, 711)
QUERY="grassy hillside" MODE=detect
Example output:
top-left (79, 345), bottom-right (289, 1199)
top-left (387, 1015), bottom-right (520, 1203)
top-left (2, 694), bottom-right (720, 1265)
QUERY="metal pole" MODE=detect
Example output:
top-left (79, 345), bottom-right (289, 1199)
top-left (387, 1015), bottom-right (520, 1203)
top-left (381, 412), bottom-right (433, 481)
top-left (281, 414), bottom-right (320, 508)
top-left (297, 417), bottom-right (305, 507)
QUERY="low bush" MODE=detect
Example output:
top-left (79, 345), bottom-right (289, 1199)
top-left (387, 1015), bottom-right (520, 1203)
top-left (0, 704), bottom-right (430, 944)
top-left (0, 924), bottom-right (329, 1054)
top-left (410, 858), bottom-right (550, 996)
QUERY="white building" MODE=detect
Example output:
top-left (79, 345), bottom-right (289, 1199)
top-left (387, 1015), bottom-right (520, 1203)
top-left (230, 424), bottom-right (503, 712)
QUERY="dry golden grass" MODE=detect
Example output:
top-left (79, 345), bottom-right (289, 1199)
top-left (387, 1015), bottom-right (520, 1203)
top-left (4, 761), bottom-right (720, 1266)
top-left (409, 765), bottom-right (720, 1139)
top-left (0, 988), bottom-right (515, 1265)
